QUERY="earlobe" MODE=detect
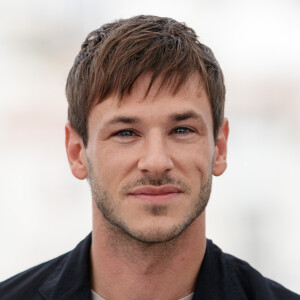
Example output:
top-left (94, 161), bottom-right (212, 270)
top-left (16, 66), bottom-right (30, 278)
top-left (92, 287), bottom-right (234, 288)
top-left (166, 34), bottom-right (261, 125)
top-left (65, 123), bottom-right (88, 180)
top-left (213, 118), bottom-right (229, 176)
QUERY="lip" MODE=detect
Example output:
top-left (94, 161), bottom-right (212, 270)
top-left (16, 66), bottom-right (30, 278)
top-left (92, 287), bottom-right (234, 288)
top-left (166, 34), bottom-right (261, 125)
top-left (128, 186), bottom-right (183, 202)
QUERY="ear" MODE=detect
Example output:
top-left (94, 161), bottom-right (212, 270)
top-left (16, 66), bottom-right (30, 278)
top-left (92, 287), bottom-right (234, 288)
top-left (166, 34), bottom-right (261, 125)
top-left (65, 123), bottom-right (88, 180)
top-left (213, 118), bottom-right (229, 176)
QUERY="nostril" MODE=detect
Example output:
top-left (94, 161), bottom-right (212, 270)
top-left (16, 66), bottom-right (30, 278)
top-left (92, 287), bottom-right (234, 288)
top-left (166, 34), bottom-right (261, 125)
top-left (137, 151), bottom-right (174, 173)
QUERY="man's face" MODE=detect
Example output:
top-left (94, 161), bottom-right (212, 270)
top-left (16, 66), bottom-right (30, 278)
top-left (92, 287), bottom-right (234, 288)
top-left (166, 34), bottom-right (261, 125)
top-left (67, 73), bottom-right (228, 243)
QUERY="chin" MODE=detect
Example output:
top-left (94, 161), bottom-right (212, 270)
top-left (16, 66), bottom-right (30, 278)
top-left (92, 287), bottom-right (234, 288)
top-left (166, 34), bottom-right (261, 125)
top-left (123, 217), bottom-right (195, 244)
top-left (127, 229), bottom-right (182, 244)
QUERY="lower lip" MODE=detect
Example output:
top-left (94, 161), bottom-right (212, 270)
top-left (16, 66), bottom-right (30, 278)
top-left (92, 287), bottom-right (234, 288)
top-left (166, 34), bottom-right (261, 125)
top-left (129, 192), bottom-right (181, 203)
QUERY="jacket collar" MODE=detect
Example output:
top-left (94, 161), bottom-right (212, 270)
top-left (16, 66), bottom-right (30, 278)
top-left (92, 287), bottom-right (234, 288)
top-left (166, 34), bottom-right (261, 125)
top-left (39, 233), bottom-right (92, 300)
top-left (38, 234), bottom-right (237, 299)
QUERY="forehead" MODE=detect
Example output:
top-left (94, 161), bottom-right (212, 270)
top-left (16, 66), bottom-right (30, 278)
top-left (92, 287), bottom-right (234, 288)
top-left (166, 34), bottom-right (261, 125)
top-left (88, 72), bottom-right (212, 126)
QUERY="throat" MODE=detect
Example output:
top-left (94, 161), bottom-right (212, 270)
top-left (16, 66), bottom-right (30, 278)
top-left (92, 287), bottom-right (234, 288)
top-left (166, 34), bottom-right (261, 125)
top-left (103, 217), bottom-right (184, 269)
top-left (90, 203), bottom-right (206, 299)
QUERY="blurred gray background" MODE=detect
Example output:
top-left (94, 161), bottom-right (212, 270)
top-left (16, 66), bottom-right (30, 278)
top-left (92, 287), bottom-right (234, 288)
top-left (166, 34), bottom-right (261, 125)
top-left (0, 0), bottom-right (299, 293)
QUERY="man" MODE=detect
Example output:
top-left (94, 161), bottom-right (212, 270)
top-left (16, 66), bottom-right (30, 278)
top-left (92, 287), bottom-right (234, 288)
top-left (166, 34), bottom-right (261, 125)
top-left (0, 15), bottom-right (299, 300)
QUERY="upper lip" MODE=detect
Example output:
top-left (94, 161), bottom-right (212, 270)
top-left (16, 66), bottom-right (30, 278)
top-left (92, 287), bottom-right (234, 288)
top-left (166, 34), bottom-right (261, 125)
top-left (129, 186), bottom-right (182, 195)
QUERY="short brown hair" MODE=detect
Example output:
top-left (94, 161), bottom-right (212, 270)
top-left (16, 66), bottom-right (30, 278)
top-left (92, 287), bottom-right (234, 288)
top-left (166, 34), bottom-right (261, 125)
top-left (66, 15), bottom-right (225, 147)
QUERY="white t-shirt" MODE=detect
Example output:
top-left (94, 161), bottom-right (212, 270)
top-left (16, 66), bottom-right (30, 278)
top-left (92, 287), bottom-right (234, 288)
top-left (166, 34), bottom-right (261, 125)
top-left (91, 289), bottom-right (194, 300)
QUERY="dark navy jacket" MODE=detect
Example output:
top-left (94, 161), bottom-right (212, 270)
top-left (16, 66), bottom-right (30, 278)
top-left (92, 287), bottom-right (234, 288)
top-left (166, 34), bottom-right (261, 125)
top-left (0, 234), bottom-right (299, 299)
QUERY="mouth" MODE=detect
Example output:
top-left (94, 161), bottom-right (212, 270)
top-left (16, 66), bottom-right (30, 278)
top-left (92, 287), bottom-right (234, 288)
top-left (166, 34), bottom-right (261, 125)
top-left (128, 186), bottom-right (183, 202)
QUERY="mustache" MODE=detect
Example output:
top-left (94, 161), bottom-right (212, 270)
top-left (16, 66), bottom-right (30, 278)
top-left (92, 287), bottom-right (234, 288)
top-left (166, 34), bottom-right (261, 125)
top-left (120, 174), bottom-right (191, 194)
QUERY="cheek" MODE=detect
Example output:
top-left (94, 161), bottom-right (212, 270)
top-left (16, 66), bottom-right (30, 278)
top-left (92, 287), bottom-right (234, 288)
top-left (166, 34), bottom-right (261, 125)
top-left (92, 146), bottom-right (137, 187)
top-left (174, 141), bottom-right (214, 176)
top-left (186, 155), bottom-right (212, 181)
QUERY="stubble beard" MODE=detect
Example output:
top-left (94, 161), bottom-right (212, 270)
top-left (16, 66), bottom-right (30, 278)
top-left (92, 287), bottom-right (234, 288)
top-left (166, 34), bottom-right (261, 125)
top-left (87, 161), bottom-right (212, 244)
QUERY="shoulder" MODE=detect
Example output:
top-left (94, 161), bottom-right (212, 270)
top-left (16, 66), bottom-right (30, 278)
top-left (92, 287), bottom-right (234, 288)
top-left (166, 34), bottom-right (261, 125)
top-left (0, 251), bottom-right (71, 299)
top-left (0, 233), bottom-right (92, 300)
top-left (207, 240), bottom-right (300, 299)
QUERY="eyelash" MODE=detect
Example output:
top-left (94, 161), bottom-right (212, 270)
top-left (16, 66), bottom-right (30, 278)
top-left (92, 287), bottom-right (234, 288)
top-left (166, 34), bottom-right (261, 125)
top-left (172, 127), bottom-right (195, 135)
top-left (112, 127), bottom-right (195, 137)
top-left (113, 129), bottom-right (136, 137)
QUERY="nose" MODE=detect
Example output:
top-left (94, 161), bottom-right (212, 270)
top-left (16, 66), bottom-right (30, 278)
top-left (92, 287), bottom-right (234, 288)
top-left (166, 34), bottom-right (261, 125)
top-left (138, 132), bottom-right (174, 174)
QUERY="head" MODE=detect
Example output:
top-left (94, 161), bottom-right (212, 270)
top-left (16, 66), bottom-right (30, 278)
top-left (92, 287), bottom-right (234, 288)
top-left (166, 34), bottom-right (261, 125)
top-left (65, 15), bottom-right (228, 244)
top-left (66, 15), bottom-right (225, 147)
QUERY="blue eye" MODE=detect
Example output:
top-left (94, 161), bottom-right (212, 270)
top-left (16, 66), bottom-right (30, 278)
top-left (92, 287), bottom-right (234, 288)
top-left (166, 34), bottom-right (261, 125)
top-left (173, 127), bottom-right (194, 134)
top-left (114, 130), bottom-right (135, 137)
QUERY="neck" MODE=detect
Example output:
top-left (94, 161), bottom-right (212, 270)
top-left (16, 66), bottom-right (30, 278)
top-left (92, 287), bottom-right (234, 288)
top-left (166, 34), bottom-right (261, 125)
top-left (90, 205), bottom-right (206, 300)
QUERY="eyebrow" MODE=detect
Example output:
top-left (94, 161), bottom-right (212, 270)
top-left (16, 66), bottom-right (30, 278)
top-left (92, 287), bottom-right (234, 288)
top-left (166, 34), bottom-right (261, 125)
top-left (103, 110), bottom-right (206, 127)
top-left (169, 111), bottom-right (205, 123)
top-left (103, 116), bottom-right (140, 127)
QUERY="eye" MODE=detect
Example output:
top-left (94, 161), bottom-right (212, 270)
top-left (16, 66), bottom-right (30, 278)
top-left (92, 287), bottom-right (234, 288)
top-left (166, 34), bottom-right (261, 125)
top-left (172, 127), bottom-right (195, 135)
top-left (113, 129), bottom-right (136, 137)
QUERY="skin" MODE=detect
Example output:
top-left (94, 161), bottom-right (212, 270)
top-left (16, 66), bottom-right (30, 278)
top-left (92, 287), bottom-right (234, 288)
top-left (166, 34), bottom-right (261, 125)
top-left (65, 73), bottom-right (229, 299)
